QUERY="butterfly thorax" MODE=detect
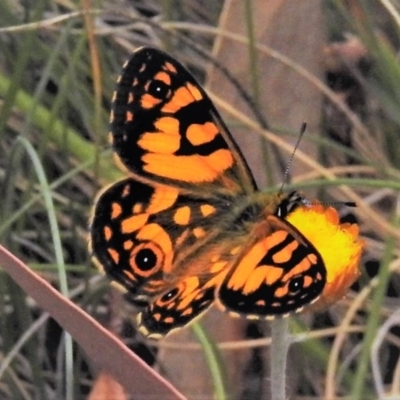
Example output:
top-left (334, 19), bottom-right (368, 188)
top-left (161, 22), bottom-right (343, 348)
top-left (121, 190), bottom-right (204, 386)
top-left (220, 191), bottom-right (296, 235)
top-left (164, 191), bottom-right (301, 279)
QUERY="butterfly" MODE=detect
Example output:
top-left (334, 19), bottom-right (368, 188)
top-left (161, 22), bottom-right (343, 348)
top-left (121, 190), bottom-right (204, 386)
top-left (89, 47), bottom-right (326, 339)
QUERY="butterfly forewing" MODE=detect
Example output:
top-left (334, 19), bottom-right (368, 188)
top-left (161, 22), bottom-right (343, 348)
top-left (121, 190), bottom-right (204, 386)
top-left (110, 47), bottom-right (256, 194)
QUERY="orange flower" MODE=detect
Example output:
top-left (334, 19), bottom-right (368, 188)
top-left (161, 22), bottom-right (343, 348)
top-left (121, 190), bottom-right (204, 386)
top-left (287, 204), bottom-right (363, 310)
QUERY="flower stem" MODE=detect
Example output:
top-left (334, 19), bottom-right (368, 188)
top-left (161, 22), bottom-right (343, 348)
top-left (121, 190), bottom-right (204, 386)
top-left (270, 318), bottom-right (290, 400)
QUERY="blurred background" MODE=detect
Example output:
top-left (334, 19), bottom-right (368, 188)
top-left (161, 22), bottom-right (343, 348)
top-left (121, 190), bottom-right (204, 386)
top-left (0, 0), bottom-right (399, 399)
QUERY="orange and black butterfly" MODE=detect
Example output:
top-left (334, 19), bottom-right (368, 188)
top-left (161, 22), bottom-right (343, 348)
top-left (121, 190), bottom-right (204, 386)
top-left (89, 47), bottom-right (326, 339)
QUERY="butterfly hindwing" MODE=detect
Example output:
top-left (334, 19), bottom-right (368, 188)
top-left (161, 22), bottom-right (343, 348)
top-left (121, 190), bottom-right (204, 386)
top-left (216, 215), bottom-right (326, 317)
top-left (90, 177), bottom-right (228, 336)
top-left (110, 47), bottom-right (256, 194)
top-left (137, 276), bottom-right (216, 338)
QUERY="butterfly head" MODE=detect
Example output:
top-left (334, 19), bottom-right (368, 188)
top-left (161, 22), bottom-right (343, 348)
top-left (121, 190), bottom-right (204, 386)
top-left (275, 191), bottom-right (309, 218)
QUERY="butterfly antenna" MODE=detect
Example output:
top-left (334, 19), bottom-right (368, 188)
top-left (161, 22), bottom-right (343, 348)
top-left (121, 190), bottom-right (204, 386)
top-left (279, 122), bottom-right (307, 195)
top-left (304, 199), bottom-right (357, 208)
top-left (278, 123), bottom-right (357, 209)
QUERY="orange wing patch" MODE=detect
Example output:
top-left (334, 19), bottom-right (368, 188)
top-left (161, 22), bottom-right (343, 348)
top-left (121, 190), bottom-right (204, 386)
top-left (161, 84), bottom-right (197, 113)
top-left (141, 150), bottom-right (234, 183)
top-left (186, 122), bottom-right (219, 146)
top-left (173, 206), bottom-right (191, 225)
top-left (138, 118), bottom-right (181, 153)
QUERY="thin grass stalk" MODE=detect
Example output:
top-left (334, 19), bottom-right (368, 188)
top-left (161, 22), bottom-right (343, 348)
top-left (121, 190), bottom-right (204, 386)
top-left (82, 0), bottom-right (103, 178)
top-left (22, 22), bottom-right (72, 135)
top-left (244, 0), bottom-right (260, 106)
top-left (0, 70), bottom-right (121, 182)
top-left (0, 158), bottom-right (95, 236)
top-left (243, 0), bottom-right (275, 187)
top-left (192, 323), bottom-right (228, 400)
top-left (161, 0), bottom-right (174, 51)
top-left (0, 0), bottom-right (46, 140)
top-left (11, 137), bottom-right (74, 400)
top-left (371, 309), bottom-right (400, 397)
top-left (351, 201), bottom-right (399, 399)
top-left (0, 313), bottom-right (49, 380)
top-left (0, 140), bottom-right (49, 399)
